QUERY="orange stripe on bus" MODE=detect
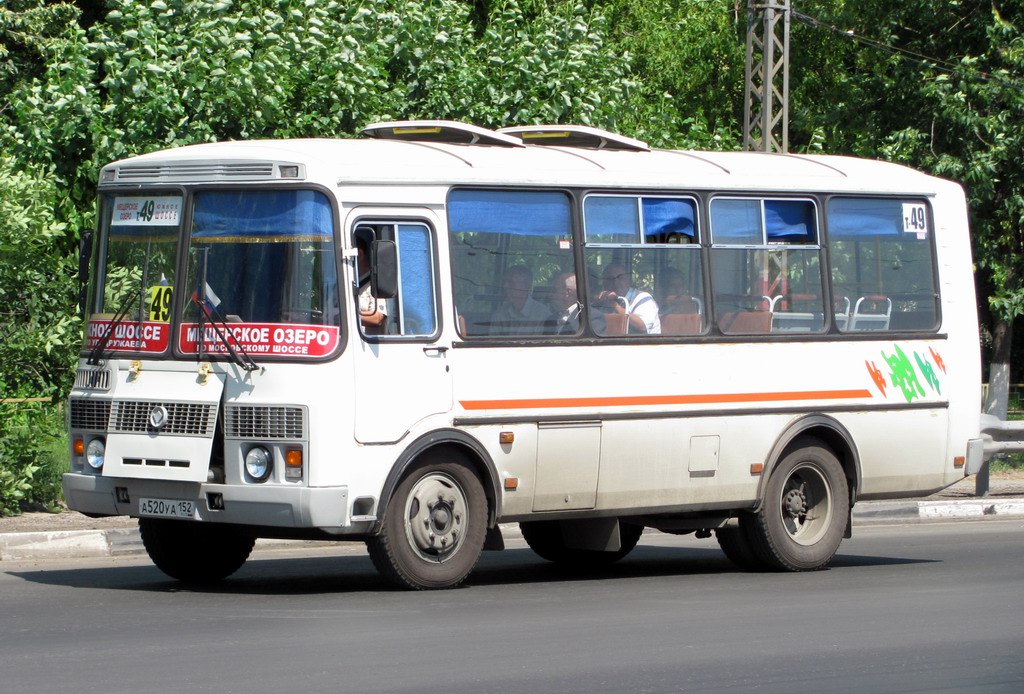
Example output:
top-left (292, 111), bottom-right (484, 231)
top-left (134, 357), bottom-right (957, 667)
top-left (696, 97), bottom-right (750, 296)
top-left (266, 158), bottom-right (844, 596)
top-left (459, 389), bottom-right (873, 411)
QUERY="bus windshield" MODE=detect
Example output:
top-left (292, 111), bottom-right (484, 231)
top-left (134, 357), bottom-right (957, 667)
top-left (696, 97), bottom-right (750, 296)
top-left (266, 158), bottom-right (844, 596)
top-left (85, 193), bottom-right (182, 356)
top-left (180, 189), bottom-right (341, 358)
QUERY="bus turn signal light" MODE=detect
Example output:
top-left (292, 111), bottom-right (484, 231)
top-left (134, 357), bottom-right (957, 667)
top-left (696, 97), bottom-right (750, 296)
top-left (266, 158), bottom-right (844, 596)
top-left (954, 456), bottom-right (965, 469)
top-left (499, 432), bottom-right (514, 444)
top-left (285, 449), bottom-right (303, 480)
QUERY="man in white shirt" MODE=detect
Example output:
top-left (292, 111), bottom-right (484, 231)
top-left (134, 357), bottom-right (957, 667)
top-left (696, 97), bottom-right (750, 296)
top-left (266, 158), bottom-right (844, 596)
top-left (594, 262), bottom-right (661, 334)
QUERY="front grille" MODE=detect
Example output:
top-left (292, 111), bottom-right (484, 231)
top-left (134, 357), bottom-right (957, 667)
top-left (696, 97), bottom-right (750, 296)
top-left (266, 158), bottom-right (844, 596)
top-left (225, 405), bottom-right (306, 440)
top-left (111, 401), bottom-right (216, 436)
top-left (74, 368), bottom-right (111, 391)
top-left (124, 458), bottom-right (190, 468)
top-left (70, 399), bottom-right (112, 430)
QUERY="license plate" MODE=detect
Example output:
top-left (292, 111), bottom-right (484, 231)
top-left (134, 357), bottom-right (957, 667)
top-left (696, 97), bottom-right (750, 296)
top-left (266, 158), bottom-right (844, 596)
top-left (138, 497), bottom-right (195, 519)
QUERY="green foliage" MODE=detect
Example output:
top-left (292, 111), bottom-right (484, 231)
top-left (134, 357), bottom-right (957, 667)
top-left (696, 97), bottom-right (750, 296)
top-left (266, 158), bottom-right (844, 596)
top-left (0, 154), bottom-right (81, 399)
top-left (0, 403), bottom-right (67, 516)
top-left (601, 0), bottom-right (744, 148)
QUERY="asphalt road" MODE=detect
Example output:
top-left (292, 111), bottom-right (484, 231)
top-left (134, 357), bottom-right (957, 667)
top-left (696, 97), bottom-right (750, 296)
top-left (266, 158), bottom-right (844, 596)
top-left (2, 521), bottom-right (1023, 694)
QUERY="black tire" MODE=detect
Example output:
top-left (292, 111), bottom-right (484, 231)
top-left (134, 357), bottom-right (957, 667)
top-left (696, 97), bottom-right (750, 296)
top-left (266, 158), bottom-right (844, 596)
top-left (139, 518), bottom-right (255, 584)
top-left (715, 517), bottom-right (767, 572)
top-left (367, 453), bottom-right (488, 590)
top-left (520, 520), bottom-right (643, 566)
top-left (747, 438), bottom-right (850, 571)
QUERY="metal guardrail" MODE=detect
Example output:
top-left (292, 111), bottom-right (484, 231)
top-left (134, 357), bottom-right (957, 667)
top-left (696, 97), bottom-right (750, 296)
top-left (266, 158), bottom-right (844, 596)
top-left (980, 414), bottom-right (1024, 459)
top-left (977, 414), bottom-right (1024, 496)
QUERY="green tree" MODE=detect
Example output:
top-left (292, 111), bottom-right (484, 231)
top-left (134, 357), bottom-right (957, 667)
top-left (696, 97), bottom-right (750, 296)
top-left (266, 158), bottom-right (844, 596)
top-left (791, 1), bottom-right (1024, 412)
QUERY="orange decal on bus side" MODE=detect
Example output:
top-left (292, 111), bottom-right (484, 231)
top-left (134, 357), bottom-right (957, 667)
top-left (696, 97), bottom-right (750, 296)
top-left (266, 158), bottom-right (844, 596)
top-left (459, 389), bottom-right (874, 411)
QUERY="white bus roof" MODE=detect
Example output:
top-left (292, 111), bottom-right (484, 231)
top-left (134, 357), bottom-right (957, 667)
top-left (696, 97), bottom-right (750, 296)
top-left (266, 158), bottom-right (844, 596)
top-left (102, 123), bottom-right (952, 196)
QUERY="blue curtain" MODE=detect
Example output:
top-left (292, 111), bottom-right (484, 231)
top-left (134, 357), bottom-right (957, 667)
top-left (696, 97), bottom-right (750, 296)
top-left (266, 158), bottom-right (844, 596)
top-left (765, 200), bottom-right (816, 242)
top-left (448, 190), bottom-right (571, 236)
top-left (642, 198), bottom-right (696, 238)
top-left (397, 224), bottom-right (436, 334)
top-left (192, 190), bottom-right (333, 239)
top-left (827, 198), bottom-right (903, 238)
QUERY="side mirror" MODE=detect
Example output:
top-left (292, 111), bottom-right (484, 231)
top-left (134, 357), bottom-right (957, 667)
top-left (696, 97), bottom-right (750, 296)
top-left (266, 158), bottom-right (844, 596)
top-left (78, 230), bottom-right (93, 314)
top-left (371, 239), bottom-right (398, 299)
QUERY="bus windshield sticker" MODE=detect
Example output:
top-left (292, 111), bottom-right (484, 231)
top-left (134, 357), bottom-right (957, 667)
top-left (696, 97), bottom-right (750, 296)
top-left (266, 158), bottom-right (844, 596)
top-left (148, 284), bottom-right (173, 322)
top-left (178, 323), bottom-right (340, 358)
top-left (111, 196), bottom-right (182, 226)
top-left (85, 319), bottom-right (170, 353)
top-left (901, 202), bottom-right (928, 239)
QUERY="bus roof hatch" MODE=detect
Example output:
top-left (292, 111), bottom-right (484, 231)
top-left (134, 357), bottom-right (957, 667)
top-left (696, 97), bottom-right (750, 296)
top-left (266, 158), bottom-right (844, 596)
top-left (497, 125), bottom-right (651, 152)
top-left (361, 120), bottom-right (525, 148)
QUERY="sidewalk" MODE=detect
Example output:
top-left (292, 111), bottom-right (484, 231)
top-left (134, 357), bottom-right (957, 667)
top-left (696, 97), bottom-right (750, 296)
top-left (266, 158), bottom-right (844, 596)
top-left (2, 474), bottom-right (1023, 562)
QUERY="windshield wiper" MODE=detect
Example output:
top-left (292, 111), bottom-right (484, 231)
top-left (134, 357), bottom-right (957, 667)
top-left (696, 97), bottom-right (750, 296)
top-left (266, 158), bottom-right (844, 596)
top-left (86, 279), bottom-right (141, 366)
top-left (191, 280), bottom-right (259, 372)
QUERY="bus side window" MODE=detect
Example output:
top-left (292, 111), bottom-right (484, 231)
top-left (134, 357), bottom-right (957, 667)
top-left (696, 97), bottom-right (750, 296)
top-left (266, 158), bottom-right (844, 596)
top-left (827, 198), bottom-right (939, 333)
top-left (354, 222), bottom-right (438, 339)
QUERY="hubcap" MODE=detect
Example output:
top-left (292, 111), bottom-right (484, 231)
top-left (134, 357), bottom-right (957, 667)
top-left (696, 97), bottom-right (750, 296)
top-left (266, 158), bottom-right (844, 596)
top-left (780, 463), bottom-right (832, 546)
top-left (404, 472), bottom-right (468, 563)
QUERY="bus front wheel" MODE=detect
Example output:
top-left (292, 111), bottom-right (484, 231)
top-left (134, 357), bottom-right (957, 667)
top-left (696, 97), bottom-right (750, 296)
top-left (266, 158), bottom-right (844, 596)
top-left (748, 439), bottom-right (850, 571)
top-left (367, 454), bottom-right (488, 590)
top-left (139, 518), bottom-right (255, 583)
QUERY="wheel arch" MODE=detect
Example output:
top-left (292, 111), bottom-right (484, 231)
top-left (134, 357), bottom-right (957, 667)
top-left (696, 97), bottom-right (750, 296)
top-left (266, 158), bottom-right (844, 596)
top-left (373, 428), bottom-right (500, 535)
top-left (753, 414), bottom-right (861, 514)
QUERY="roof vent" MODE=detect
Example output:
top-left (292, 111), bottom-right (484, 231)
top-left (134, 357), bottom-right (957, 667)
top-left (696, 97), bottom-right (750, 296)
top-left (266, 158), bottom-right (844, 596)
top-left (497, 125), bottom-right (650, 152)
top-left (361, 120), bottom-right (524, 148)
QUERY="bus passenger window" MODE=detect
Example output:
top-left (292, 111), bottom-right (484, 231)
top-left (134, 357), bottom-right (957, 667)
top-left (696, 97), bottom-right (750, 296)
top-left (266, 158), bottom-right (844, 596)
top-left (710, 197), bottom-right (824, 335)
top-left (448, 189), bottom-right (576, 339)
top-left (583, 194), bottom-right (702, 337)
top-left (827, 198), bottom-right (939, 333)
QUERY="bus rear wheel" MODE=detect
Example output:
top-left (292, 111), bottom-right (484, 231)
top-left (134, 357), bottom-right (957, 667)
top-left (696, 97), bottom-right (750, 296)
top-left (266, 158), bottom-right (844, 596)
top-left (520, 520), bottom-right (643, 566)
top-left (367, 454), bottom-right (488, 590)
top-left (715, 518), bottom-right (767, 571)
top-left (747, 439), bottom-right (850, 571)
top-left (139, 518), bottom-right (255, 584)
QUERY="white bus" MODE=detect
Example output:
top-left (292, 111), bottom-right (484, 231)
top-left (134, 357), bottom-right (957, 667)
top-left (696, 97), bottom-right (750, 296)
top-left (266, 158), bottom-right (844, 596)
top-left (64, 121), bottom-right (986, 589)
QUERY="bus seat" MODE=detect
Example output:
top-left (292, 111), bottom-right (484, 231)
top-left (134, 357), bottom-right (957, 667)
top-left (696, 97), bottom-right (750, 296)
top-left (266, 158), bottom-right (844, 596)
top-left (603, 313), bottom-right (628, 335)
top-left (850, 295), bottom-right (891, 331)
top-left (660, 313), bottom-right (701, 335)
top-left (718, 310), bottom-right (773, 334)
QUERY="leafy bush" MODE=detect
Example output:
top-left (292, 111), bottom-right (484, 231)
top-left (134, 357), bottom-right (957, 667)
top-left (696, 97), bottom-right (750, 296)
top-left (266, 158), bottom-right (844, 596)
top-left (0, 403), bottom-right (67, 516)
top-left (0, 154), bottom-right (79, 514)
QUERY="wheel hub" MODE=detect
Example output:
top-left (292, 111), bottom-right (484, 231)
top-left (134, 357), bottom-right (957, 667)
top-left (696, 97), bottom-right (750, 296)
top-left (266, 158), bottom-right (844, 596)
top-left (405, 474), bottom-right (467, 562)
top-left (783, 487), bottom-right (807, 520)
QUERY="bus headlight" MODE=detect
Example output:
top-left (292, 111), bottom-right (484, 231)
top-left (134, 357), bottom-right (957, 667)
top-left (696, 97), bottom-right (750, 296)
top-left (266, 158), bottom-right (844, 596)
top-left (86, 438), bottom-right (105, 470)
top-left (245, 446), bottom-right (273, 482)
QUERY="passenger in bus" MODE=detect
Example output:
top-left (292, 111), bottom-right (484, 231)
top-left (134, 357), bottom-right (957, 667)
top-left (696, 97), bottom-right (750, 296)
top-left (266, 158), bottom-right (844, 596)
top-left (489, 264), bottom-right (551, 335)
top-left (356, 243), bottom-right (388, 334)
top-left (546, 271), bottom-right (581, 335)
top-left (594, 263), bottom-right (661, 334)
top-left (658, 269), bottom-right (697, 314)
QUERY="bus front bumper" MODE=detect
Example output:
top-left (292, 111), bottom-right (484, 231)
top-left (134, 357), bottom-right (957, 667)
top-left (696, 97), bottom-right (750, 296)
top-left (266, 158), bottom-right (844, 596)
top-left (62, 472), bottom-right (360, 534)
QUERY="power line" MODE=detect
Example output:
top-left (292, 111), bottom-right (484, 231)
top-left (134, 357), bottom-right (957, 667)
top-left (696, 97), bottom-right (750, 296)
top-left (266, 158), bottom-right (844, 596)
top-left (792, 9), bottom-right (1024, 90)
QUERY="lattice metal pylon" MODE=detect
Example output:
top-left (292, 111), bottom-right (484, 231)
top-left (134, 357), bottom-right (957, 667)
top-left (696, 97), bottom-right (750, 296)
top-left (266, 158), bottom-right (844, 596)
top-left (743, 0), bottom-right (790, 153)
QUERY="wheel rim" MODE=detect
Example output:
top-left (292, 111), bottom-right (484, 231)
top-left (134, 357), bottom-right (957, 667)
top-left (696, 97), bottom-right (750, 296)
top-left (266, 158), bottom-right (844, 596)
top-left (403, 472), bottom-right (469, 563)
top-left (778, 462), bottom-right (833, 546)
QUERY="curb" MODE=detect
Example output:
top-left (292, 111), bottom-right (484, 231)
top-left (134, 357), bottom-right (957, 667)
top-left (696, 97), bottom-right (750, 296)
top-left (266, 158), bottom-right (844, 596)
top-left (2, 500), bottom-right (1023, 562)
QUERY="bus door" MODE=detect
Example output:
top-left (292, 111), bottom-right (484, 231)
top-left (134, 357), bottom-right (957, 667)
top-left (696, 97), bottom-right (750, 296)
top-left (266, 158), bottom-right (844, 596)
top-left (349, 216), bottom-right (451, 443)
